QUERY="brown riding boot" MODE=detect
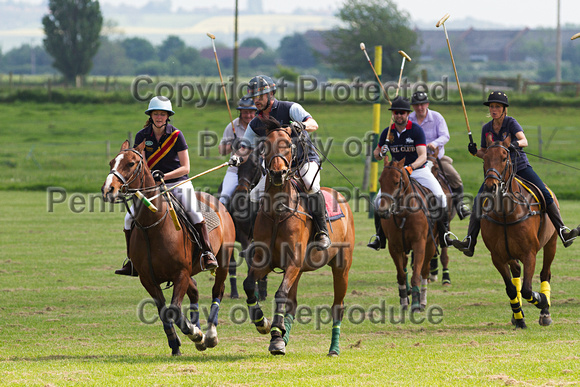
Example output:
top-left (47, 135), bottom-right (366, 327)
top-left (193, 221), bottom-right (219, 271)
top-left (546, 202), bottom-right (580, 248)
top-left (115, 229), bottom-right (138, 276)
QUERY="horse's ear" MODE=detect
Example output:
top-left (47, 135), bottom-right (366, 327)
top-left (395, 158), bottom-right (405, 168)
top-left (383, 156), bottom-right (389, 167)
top-left (503, 136), bottom-right (512, 148)
top-left (120, 140), bottom-right (130, 151)
top-left (135, 140), bottom-right (146, 153)
top-left (485, 133), bottom-right (494, 147)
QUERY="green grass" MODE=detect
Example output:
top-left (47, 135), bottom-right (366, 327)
top-left (1, 191), bottom-right (580, 386)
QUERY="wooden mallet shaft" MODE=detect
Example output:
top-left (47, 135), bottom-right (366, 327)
top-left (360, 42), bottom-right (392, 106)
top-left (571, 32), bottom-right (580, 40)
top-left (207, 33), bottom-right (236, 135)
top-left (395, 50), bottom-right (412, 97)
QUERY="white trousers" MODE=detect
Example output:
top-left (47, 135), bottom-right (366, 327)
top-left (250, 161), bottom-right (321, 203)
top-left (219, 169), bottom-right (238, 205)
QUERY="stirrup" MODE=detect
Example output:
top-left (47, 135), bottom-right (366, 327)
top-left (457, 204), bottom-right (471, 220)
top-left (443, 231), bottom-right (458, 248)
top-left (367, 235), bottom-right (381, 251)
top-left (451, 235), bottom-right (475, 257)
top-left (560, 226), bottom-right (580, 248)
top-left (314, 231), bottom-right (331, 250)
top-left (201, 251), bottom-right (218, 272)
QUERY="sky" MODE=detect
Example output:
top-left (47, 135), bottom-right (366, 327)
top-left (5, 0), bottom-right (580, 30)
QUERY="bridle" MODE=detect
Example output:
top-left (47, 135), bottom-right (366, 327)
top-left (265, 128), bottom-right (297, 187)
top-left (377, 165), bottom-right (420, 218)
top-left (108, 148), bottom-right (147, 196)
top-left (483, 143), bottom-right (514, 196)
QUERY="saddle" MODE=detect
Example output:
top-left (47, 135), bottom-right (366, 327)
top-left (290, 180), bottom-right (345, 222)
top-left (408, 177), bottom-right (441, 221)
top-left (170, 193), bottom-right (220, 244)
top-left (513, 176), bottom-right (552, 212)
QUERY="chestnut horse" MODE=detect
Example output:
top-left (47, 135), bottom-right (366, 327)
top-left (427, 149), bottom-right (456, 286)
top-left (243, 118), bottom-right (354, 356)
top-left (226, 150), bottom-right (267, 299)
top-left (102, 140), bottom-right (235, 355)
top-left (377, 158), bottom-right (438, 312)
top-left (481, 136), bottom-right (556, 328)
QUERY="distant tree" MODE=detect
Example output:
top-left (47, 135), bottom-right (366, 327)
top-left (91, 38), bottom-right (132, 76)
top-left (1, 44), bottom-right (54, 74)
top-left (278, 33), bottom-right (317, 68)
top-left (158, 35), bottom-right (186, 60)
top-left (121, 37), bottom-right (157, 63)
top-left (241, 37), bottom-right (268, 50)
top-left (42, 0), bottom-right (103, 84)
top-left (325, 0), bottom-right (418, 79)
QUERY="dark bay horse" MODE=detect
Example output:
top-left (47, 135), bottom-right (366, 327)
top-left (243, 119), bottom-right (354, 356)
top-left (102, 140), bottom-right (235, 355)
top-left (427, 149), bottom-right (456, 286)
top-left (229, 150), bottom-right (268, 300)
top-left (481, 136), bottom-right (556, 328)
top-left (377, 158), bottom-right (438, 312)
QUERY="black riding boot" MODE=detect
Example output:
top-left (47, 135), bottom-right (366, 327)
top-left (452, 185), bottom-right (471, 220)
top-left (115, 229), bottom-right (138, 276)
top-left (546, 202), bottom-right (580, 247)
top-left (193, 221), bottom-right (218, 271)
top-left (367, 212), bottom-right (386, 251)
top-left (309, 191), bottom-right (331, 250)
top-left (451, 212), bottom-right (481, 257)
top-left (436, 209), bottom-right (453, 248)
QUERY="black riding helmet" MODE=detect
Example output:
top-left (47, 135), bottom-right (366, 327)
top-left (484, 91), bottom-right (509, 107)
top-left (236, 96), bottom-right (257, 111)
top-left (388, 96), bottom-right (412, 112)
top-left (247, 75), bottom-right (276, 98)
top-left (411, 91), bottom-right (429, 105)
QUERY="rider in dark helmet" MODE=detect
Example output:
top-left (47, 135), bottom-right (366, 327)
top-left (451, 91), bottom-right (580, 256)
top-left (228, 75), bottom-right (331, 251)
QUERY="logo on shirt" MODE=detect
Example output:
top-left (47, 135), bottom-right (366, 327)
top-left (406, 138), bottom-right (414, 144)
top-left (145, 140), bottom-right (154, 146)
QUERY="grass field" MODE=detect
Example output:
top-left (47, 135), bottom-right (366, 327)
top-left (2, 101), bottom-right (580, 385)
top-left (1, 191), bottom-right (580, 386)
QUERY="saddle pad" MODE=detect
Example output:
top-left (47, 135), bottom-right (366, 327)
top-left (322, 190), bottom-right (345, 221)
top-left (197, 200), bottom-right (220, 233)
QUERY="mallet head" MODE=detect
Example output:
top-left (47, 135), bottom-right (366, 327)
top-left (360, 42), bottom-right (366, 51)
top-left (206, 33), bottom-right (216, 39)
top-left (571, 32), bottom-right (580, 41)
top-left (398, 50), bottom-right (412, 62)
top-left (436, 13), bottom-right (450, 28)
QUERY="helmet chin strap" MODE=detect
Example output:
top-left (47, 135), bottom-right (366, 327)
top-left (258, 94), bottom-right (273, 112)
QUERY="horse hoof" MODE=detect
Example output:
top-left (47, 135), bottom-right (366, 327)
top-left (513, 319), bottom-right (527, 329)
top-left (442, 281), bottom-right (451, 287)
top-left (172, 349), bottom-right (182, 356)
top-left (187, 326), bottom-right (203, 343)
top-left (539, 313), bottom-right (552, 327)
top-left (429, 274), bottom-right (438, 283)
top-left (230, 293), bottom-right (239, 299)
top-left (420, 304), bottom-right (426, 312)
top-left (327, 350), bottom-right (339, 357)
top-left (269, 337), bottom-right (286, 355)
top-left (205, 325), bottom-right (218, 348)
top-left (256, 317), bottom-right (271, 335)
top-left (195, 334), bottom-right (207, 351)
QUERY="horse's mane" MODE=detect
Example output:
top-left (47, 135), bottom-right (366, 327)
top-left (261, 116), bottom-right (291, 136)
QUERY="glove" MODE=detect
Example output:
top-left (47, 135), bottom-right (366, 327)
top-left (468, 142), bottom-right (478, 156)
top-left (509, 140), bottom-right (519, 151)
top-left (291, 121), bottom-right (306, 133)
top-left (228, 155), bottom-right (243, 167)
top-left (152, 170), bottom-right (164, 182)
top-left (404, 165), bottom-right (414, 175)
top-left (379, 144), bottom-right (389, 157)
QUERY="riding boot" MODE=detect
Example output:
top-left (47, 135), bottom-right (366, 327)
top-left (115, 229), bottom-right (138, 276)
top-left (240, 200), bottom-right (260, 259)
top-left (367, 212), bottom-right (386, 251)
top-left (309, 191), bottom-right (331, 250)
top-left (451, 212), bottom-right (481, 257)
top-left (193, 221), bottom-right (219, 271)
top-left (546, 202), bottom-right (580, 248)
top-left (436, 209), bottom-right (453, 248)
top-left (452, 185), bottom-right (471, 220)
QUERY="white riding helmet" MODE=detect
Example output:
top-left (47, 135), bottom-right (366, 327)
top-left (145, 96), bottom-right (174, 116)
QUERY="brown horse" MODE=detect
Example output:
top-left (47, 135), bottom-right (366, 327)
top-left (377, 158), bottom-right (438, 312)
top-left (227, 150), bottom-right (267, 300)
top-left (481, 136), bottom-right (556, 328)
top-left (102, 140), bottom-right (235, 355)
top-left (242, 118), bottom-right (354, 356)
top-left (427, 149), bottom-right (456, 286)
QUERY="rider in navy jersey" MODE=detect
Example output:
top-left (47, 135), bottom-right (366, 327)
top-left (367, 96), bottom-right (452, 250)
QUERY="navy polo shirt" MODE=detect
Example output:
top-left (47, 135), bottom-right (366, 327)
top-left (134, 124), bottom-right (188, 184)
top-left (378, 120), bottom-right (426, 166)
top-left (481, 116), bottom-right (530, 172)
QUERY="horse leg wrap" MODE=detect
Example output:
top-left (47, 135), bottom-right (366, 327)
top-left (282, 314), bottom-right (294, 345)
top-left (398, 284), bottom-right (408, 308)
top-left (510, 297), bottom-right (524, 320)
top-left (328, 320), bottom-right (341, 356)
top-left (527, 291), bottom-right (549, 310)
top-left (272, 311), bottom-right (286, 339)
top-left (190, 303), bottom-right (201, 329)
top-left (442, 269), bottom-right (451, 285)
top-left (420, 279), bottom-right (428, 308)
top-left (512, 277), bottom-right (522, 306)
top-left (430, 257), bottom-right (439, 276)
top-left (404, 268), bottom-right (410, 293)
top-left (229, 276), bottom-right (239, 298)
top-left (208, 298), bottom-right (220, 327)
top-left (163, 321), bottom-right (181, 354)
top-left (247, 301), bottom-right (265, 326)
top-left (540, 281), bottom-right (551, 307)
top-left (411, 286), bottom-right (421, 311)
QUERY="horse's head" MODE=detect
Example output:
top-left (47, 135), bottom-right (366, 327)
top-left (483, 135), bottom-right (513, 197)
top-left (235, 150), bottom-right (262, 194)
top-left (102, 140), bottom-right (149, 202)
top-left (263, 117), bottom-right (295, 187)
top-left (377, 158), bottom-right (408, 218)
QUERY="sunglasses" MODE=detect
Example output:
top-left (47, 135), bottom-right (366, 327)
top-left (393, 111), bottom-right (408, 115)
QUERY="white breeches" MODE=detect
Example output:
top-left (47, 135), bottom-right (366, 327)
top-left (250, 161), bottom-right (321, 203)
top-left (219, 169), bottom-right (239, 205)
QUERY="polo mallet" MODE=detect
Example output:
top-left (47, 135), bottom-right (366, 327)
top-left (159, 177), bottom-right (181, 231)
top-left (436, 13), bottom-right (474, 145)
top-left (360, 42), bottom-right (392, 106)
top-left (571, 33), bottom-right (580, 40)
top-left (395, 50), bottom-right (412, 97)
top-left (135, 162), bottom-right (229, 212)
top-left (207, 33), bottom-right (236, 135)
